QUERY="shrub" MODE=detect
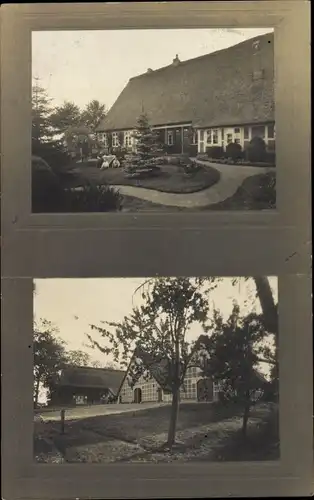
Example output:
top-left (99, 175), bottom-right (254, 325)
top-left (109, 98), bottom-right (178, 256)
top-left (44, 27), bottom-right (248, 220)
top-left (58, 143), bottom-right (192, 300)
top-left (206, 146), bottom-right (224, 159)
top-left (225, 142), bottom-right (243, 163)
top-left (32, 140), bottom-right (71, 175)
top-left (265, 151), bottom-right (276, 165)
top-left (254, 172), bottom-right (276, 207)
top-left (188, 144), bottom-right (198, 157)
top-left (246, 136), bottom-right (267, 163)
top-left (64, 184), bottom-right (123, 212)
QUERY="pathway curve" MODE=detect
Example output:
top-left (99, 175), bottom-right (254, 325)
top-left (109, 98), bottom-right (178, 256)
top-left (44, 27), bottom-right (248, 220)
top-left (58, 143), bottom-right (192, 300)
top-left (113, 161), bottom-right (275, 208)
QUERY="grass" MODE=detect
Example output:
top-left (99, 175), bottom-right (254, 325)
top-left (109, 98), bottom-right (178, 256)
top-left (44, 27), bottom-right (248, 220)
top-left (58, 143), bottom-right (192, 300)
top-left (204, 171), bottom-right (276, 211)
top-left (34, 402), bottom-right (278, 463)
top-left (120, 172), bottom-right (276, 212)
top-left (62, 163), bottom-right (221, 194)
top-left (211, 403), bottom-right (280, 461)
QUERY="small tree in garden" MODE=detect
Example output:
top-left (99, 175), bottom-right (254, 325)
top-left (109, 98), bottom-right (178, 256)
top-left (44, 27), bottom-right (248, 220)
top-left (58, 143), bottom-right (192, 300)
top-left (87, 277), bottom-right (217, 449)
top-left (247, 136), bottom-right (267, 163)
top-left (201, 304), bottom-right (272, 438)
top-left (132, 112), bottom-right (164, 168)
top-left (225, 142), bottom-right (243, 163)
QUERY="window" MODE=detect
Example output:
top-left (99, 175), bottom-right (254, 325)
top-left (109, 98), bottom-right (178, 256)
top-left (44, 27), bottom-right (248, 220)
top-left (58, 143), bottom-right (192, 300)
top-left (212, 129), bottom-right (218, 144)
top-left (226, 133), bottom-right (233, 144)
top-left (124, 131), bottom-right (132, 148)
top-left (267, 124), bottom-right (275, 139)
top-left (167, 130), bottom-right (174, 146)
top-left (234, 138), bottom-right (241, 144)
top-left (234, 128), bottom-right (240, 134)
top-left (244, 127), bottom-right (249, 139)
top-left (112, 132), bottom-right (119, 147)
top-left (206, 130), bottom-right (212, 144)
top-left (199, 130), bottom-right (204, 141)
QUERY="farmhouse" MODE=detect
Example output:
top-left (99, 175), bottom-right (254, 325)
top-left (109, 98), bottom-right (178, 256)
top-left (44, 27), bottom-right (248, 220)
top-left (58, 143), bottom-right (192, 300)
top-left (117, 336), bottom-right (270, 404)
top-left (48, 366), bottom-right (125, 406)
top-left (96, 32), bottom-right (275, 156)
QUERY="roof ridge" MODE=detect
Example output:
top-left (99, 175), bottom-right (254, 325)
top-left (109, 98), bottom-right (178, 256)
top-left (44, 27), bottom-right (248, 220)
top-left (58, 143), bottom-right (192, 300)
top-left (129, 31), bottom-right (274, 81)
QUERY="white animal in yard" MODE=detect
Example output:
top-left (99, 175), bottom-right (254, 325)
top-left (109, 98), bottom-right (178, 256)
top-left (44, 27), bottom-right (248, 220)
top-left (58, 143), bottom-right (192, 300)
top-left (100, 155), bottom-right (120, 170)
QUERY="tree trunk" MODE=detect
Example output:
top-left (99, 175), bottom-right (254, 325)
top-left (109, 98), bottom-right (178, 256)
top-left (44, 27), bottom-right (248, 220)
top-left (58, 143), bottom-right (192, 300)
top-left (34, 377), bottom-right (41, 408)
top-left (242, 402), bottom-right (250, 439)
top-left (253, 276), bottom-right (278, 336)
top-left (167, 387), bottom-right (180, 448)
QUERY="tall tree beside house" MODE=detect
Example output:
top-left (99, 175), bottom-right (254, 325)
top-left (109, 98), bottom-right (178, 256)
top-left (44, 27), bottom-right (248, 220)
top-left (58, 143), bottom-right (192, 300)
top-left (201, 304), bottom-right (274, 438)
top-left (32, 78), bottom-right (55, 144)
top-left (49, 101), bottom-right (82, 135)
top-left (132, 112), bottom-right (164, 167)
top-left (81, 100), bottom-right (107, 132)
top-left (87, 277), bottom-right (217, 449)
top-left (33, 319), bottom-right (67, 408)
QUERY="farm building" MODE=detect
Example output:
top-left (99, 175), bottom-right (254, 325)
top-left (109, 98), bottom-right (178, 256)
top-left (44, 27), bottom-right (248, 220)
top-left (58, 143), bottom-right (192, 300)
top-left (48, 366), bottom-right (125, 406)
top-left (96, 32), bottom-right (275, 156)
top-left (117, 336), bottom-right (270, 404)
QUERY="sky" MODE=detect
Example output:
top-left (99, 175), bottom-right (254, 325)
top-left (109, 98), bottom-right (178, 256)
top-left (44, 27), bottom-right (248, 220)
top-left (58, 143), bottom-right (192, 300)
top-left (34, 277), bottom-right (278, 367)
top-left (32, 28), bottom-right (274, 111)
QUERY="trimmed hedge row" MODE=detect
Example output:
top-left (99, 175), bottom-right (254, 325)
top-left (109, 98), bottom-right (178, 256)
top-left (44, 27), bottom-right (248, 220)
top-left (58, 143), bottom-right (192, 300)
top-left (204, 138), bottom-right (276, 165)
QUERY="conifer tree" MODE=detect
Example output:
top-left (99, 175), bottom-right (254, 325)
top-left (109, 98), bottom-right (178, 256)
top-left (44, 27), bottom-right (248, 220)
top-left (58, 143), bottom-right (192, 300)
top-left (132, 112), bottom-right (164, 168)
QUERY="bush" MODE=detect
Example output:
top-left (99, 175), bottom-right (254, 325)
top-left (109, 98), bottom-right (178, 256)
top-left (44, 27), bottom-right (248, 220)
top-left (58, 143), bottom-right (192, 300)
top-left (265, 151), bottom-right (276, 165)
top-left (32, 140), bottom-right (71, 175)
top-left (225, 142), bottom-right (243, 163)
top-left (253, 172), bottom-right (276, 207)
top-left (206, 146), bottom-right (224, 159)
top-left (246, 137), bottom-right (267, 163)
top-left (64, 184), bottom-right (123, 212)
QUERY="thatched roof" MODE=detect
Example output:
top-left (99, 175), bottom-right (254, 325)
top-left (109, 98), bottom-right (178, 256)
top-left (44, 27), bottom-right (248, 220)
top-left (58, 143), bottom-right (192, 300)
top-left (97, 32), bottom-right (274, 132)
top-left (57, 366), bottom-right (125, 395)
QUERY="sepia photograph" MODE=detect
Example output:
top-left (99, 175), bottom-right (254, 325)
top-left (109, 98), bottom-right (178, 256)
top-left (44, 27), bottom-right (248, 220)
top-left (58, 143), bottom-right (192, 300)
top-left (32, 28), bottom-right (276, 214)
top-left (33, 276), bottom-right (279, 464)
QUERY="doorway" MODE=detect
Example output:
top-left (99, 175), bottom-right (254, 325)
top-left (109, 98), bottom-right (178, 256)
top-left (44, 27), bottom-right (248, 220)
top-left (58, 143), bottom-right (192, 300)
top-left (134, 387), bottom-right (142, 404)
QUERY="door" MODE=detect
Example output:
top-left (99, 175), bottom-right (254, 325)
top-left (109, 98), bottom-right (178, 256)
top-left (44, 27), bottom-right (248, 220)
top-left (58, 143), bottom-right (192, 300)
top-left (197, 378), bottom-right (213, 402)
top-left (157, 387), bottom-right (163, 402)
top-left (134, 388), bottom-right (142, 404)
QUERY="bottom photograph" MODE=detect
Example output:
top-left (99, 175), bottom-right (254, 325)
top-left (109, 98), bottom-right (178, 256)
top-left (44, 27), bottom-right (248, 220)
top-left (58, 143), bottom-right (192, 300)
top-left (33, 276), bottom-right (279, 464)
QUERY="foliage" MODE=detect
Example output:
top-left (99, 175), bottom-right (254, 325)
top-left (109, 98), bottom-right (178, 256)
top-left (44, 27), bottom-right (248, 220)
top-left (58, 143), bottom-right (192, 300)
top-left (247, 136), bottom-right (267, 163)
top-left (33, 319), bottom-right (68, 407)
top-left (206, 146), bottom-right (224, 159)
top-left (32, 78), bottom-right (55, 143)
top-left (62, 184), bottom-right (123, 212)
top-left (32, 155), bottom-right (65, 213)
top-left (132, 112), bottom-right (165, 168)
top-left (65, 350), bottom-right (91, 367)
top-left (81, 100), bottom-right (107, 132)
top-left (50, 101), bottom-right (82, 135)
top-left (32, 140), bottom-right (71, 175)
top-left (225, 142), bottom-right (243, 163)
top-left (87, 277), bottom-right (217, 447)
top-left (201, 304), bottom-right (273, 437)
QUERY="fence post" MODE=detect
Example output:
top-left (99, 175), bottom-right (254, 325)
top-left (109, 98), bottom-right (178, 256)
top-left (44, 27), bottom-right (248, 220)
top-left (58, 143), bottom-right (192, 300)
top-left (60, 409), bottom-right (65, 434)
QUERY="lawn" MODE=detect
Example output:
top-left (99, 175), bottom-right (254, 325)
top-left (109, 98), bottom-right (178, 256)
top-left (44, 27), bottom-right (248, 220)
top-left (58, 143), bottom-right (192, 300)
top-left (62, 163), bottom-right (221, 194)
top-left (34, 402), bottom-right (278, 463)
top-left (207, 171), bottom-right (276, 211)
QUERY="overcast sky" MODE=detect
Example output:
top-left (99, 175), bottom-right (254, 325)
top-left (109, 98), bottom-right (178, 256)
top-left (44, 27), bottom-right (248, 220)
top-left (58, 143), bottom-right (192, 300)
top-left (34, 277), bottom-right (278, 367)
top-left (32, 28), bottom-right (274, 110)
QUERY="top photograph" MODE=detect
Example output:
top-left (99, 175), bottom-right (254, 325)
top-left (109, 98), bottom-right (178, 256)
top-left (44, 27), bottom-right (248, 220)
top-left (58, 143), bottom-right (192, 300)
top-left (32, 28), bottom-right (276, 214)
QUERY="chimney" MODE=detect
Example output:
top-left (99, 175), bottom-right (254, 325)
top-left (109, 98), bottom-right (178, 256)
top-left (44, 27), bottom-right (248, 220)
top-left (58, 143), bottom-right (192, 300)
top-left (147, 68), bottom-right (153, 73)
top-left (172, 54), bottom-right (181, 66)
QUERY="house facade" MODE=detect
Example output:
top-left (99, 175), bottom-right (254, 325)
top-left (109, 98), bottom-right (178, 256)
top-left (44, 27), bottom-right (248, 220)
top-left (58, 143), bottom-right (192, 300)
top-left (118, 364), bottom-right (220, 404)
top-left (96, 33), bottom-right (275, 156)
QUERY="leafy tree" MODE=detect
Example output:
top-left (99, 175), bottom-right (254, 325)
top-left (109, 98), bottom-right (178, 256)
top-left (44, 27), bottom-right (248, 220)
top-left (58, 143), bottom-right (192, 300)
top-left (87, 277), bottom-right (216, 448)
top-left (81, 100), bottom-right (107, 132)
top-left (65, 349), bottom-right (91, 367)
top-left (33, 319), bottom-right (67, 408)
top-left (132, 112), bottom-right (164, 168)
top-left (32, 77), bottom-right (55, 144)
top-left (50, 101), bottom-right (82, 135)
top-left (201, 304), bottom-right (273, 438)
